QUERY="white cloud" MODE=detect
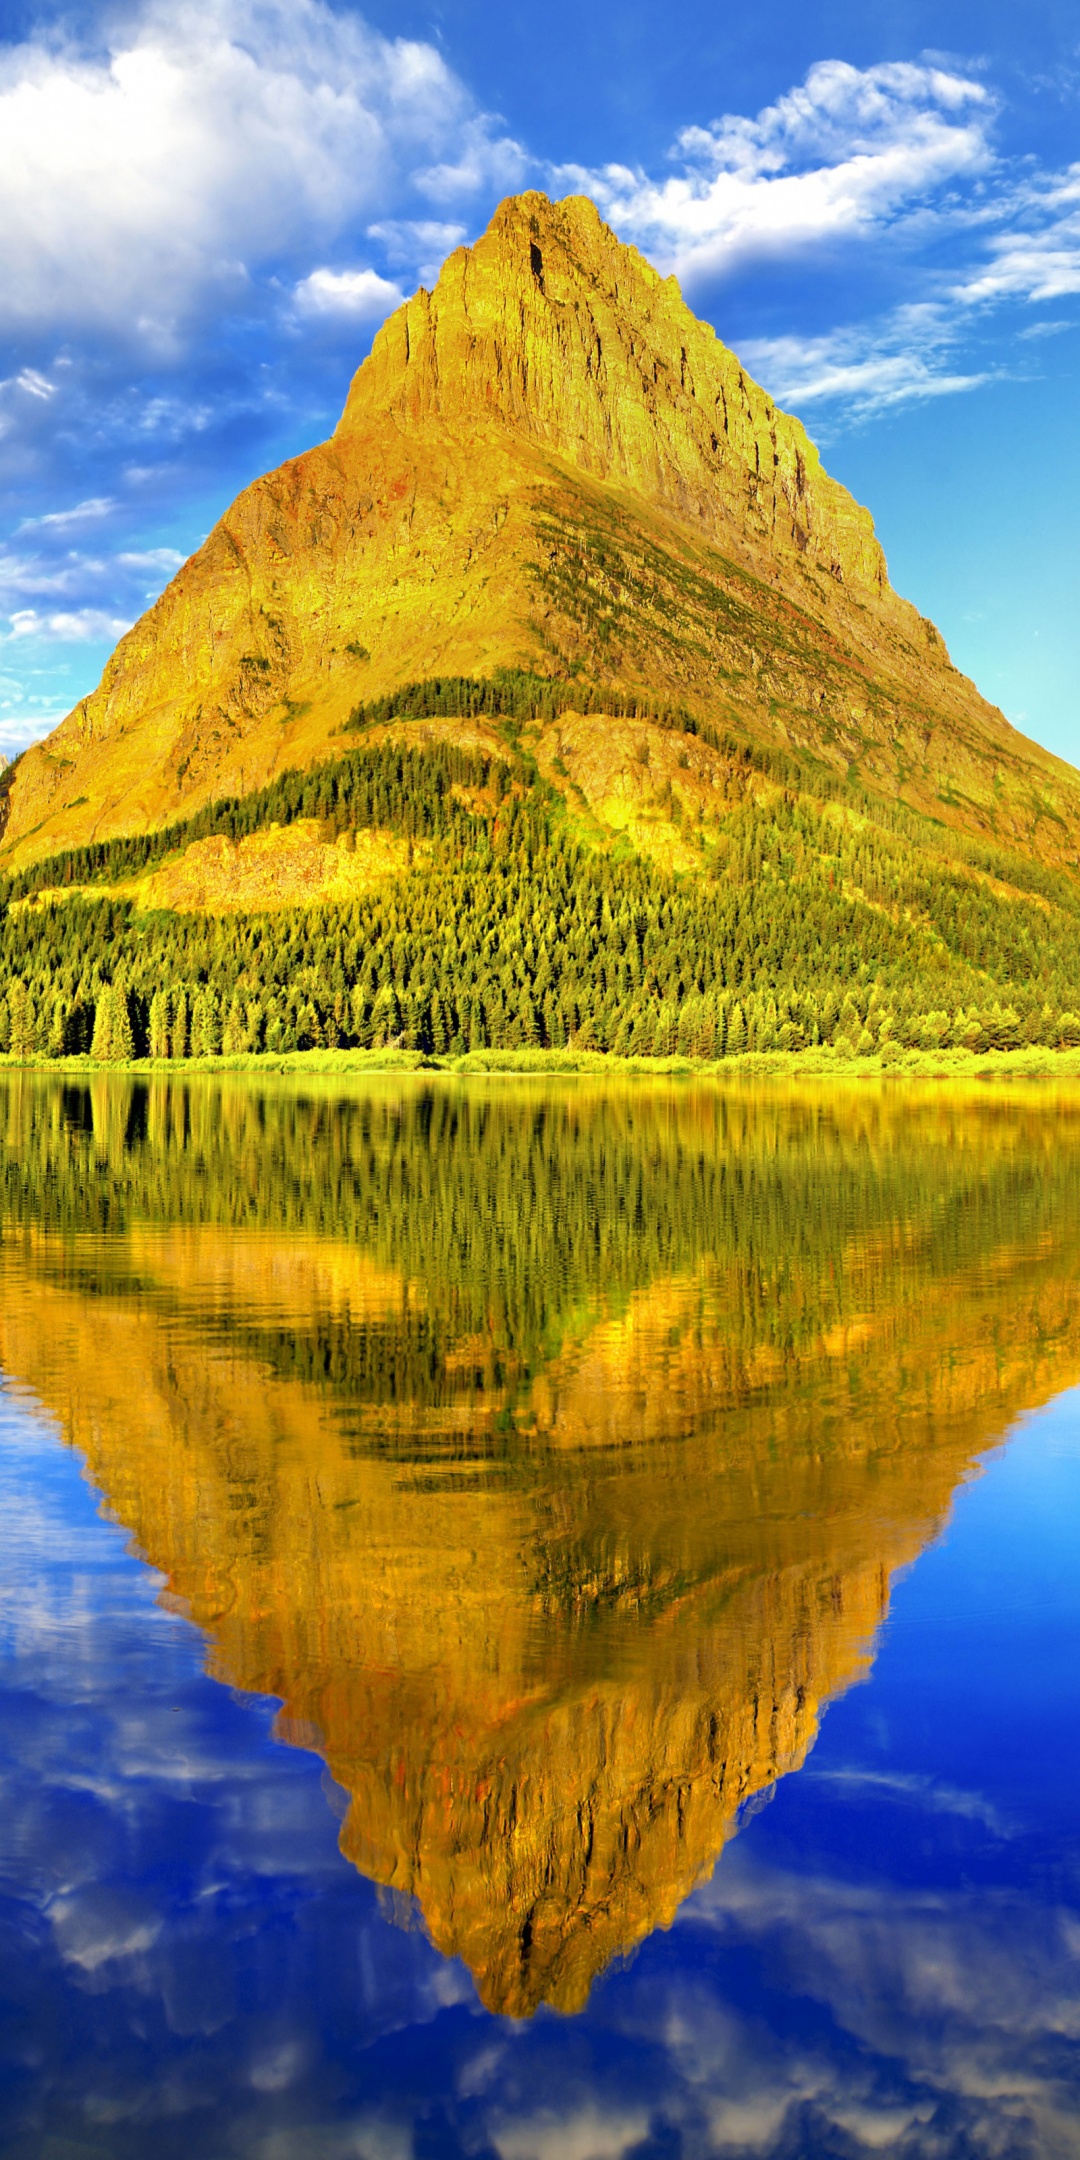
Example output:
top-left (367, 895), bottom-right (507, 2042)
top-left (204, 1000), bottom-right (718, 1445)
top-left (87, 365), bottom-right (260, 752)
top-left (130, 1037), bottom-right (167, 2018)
top-left (0, 549), bottom-right (145, 602)
top-left (2, 607), bottom-right (133, 643)
top-left (492, 2108), bottom-right (651, 2160)
top-left (805, 1765), bottom-right (1017, 1838)
top-left (0, 0), bottom-right (519, 344)
top-left (12, 368), bottom-right (56, 400)
top-left (367, 217), bottom-right (469, 284)
top-left (0, 539), bottom-right (185, 726)
top-left (19, 496), bottom-right (115, 532)
top-left (416, 122), bottom-right (528, 205)
top-left (740, 314), bottom-right (989, 420)
top-left (0, 552), bottom-right (95, 603)
top-left (368, 219), bottom-right (468, 264)
top-left (116, 548), bottom-right (186, 572)
top-left (50, 1885), bottom-right (162, 1972)
top-left (0, 713), bottom-right (58, 749)
top-left (558, 60), bottom-right (994, 286)
top-left (293, 267), bottom-right (406, 323)
top-left (544, 59), bottom-right (1080, 423)
top-left (953, 167), bottom-right (1080, 303)
top-left (1017, 318), bottom-right (1075, 340)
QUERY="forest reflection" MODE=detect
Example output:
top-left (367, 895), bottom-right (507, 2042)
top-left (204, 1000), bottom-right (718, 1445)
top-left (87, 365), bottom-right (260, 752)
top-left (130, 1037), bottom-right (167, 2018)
top-left (1, 1072), bottom-right (1079, 2017)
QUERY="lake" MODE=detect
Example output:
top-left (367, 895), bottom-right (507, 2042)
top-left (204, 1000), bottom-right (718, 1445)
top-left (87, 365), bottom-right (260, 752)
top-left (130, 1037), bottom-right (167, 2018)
top-left (1, 1071), bottom-right (1080, 2159)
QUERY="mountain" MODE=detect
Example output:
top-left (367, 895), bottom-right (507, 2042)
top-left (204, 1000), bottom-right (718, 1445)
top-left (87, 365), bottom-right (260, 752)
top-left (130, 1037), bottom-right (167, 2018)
top-left (2, 191), bottom-right (1080, 1066)
top-left (4, 188), bottom-right (1080, 869)
top-left (3, 1075), bottom-right (1080, 2013)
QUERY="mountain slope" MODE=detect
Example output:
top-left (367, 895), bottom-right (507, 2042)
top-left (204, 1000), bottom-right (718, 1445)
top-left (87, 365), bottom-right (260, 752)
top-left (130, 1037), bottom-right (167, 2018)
top-left (2, 189), bottom-right (1079, 875)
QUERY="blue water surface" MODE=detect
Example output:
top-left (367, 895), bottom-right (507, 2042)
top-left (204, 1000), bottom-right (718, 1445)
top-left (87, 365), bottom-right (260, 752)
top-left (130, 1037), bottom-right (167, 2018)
top-left (2, 1376), bottom-right (1079, 2159)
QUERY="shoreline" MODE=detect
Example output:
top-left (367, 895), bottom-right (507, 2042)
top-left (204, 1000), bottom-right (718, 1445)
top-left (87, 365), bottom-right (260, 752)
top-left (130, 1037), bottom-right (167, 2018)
top-left (5, 1043), bottom-right (1080, 1082)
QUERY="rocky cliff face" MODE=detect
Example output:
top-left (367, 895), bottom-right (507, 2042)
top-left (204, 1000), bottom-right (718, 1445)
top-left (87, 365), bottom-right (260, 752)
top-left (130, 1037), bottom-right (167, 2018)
top-left (343, 193), bottom-right (888, 598)
top-left (3, 192), bottom-right (1079, 873)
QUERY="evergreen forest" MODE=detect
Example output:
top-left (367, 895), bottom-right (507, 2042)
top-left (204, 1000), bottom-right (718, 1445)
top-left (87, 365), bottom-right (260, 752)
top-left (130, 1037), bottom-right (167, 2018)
top-left (1, 676), bottom-right (1079, 1064)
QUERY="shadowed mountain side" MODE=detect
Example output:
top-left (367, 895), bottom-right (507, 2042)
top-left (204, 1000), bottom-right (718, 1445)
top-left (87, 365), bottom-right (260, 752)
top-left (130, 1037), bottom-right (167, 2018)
top-left (3, 1082), bottom-right (1080, 2012)
top-left (4, 194), bottom-right (1080, 875)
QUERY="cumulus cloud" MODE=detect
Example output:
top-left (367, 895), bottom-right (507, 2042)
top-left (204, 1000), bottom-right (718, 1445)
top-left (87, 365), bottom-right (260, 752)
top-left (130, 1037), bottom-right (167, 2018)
top-left (0, 0), bottom-right (522, 344)
top-left (293, 267), bottom-right (406, 322)
top-left (0, 712), bottom-right (59, 749)
top-left (558, 60), bottom-right (994, 286)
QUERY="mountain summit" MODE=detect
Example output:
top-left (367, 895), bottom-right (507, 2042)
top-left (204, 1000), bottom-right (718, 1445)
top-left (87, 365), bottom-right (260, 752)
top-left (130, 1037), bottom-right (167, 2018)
top-left (3, 190), bottom-right (1079, 872)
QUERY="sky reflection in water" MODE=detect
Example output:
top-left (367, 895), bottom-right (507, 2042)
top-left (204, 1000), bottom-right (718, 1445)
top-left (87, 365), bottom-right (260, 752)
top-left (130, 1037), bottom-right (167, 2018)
top-left (1, 1073), bottom-right (1079, 2158)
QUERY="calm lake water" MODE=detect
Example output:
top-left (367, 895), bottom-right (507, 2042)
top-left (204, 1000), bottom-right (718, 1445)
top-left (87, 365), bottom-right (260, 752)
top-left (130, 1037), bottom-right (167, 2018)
top-left (2, 1072), bottom-right (1080, 2159)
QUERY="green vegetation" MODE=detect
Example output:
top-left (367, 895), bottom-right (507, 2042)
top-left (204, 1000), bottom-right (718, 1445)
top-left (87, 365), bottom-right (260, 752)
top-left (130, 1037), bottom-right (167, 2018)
top-left (7, 1045), bottom-right (1080, 1082)
top-left (0, 736), bottom-right (497, 902)
top-left (2, 678), bottom-right (1080, 1067)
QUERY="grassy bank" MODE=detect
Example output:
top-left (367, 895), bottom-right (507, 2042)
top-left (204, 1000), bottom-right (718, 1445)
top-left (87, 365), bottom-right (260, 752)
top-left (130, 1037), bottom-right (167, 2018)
top-left (7, 1043), bottom-right (1080, 1081)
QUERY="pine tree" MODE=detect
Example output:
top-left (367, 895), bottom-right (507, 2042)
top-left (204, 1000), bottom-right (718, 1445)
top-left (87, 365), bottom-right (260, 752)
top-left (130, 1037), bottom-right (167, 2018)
top-left (349, 984), bottom-right (372, 1047)
top-left (429, 990), bottom-right (449, 1056)
top-left (112, 990), bottom-right (135, 1061)
top-left (149, 989), bottom-right (171, 1061)
top-left (222, 996), bottom-right (246, 1055)
top-left (47, 1000), bottom-right (67, 1059)
top-left (7, 979), bottom-right (33, 1060)
top-left (190, 986), bottom-right (220, 1057)
top-left (171, 989), bottom-right (189, 1060)
top-left (90, 986), bottom-right (135, 1062)
top-left (297, 1000), bottom-right (322, 1049)
top-left (90, 987), bottom-right (115, 1061)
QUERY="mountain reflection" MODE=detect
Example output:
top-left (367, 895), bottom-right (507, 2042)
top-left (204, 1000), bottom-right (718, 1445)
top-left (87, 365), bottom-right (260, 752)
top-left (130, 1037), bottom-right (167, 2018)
top-left (2, 1073), bottom-right (1079, 2018)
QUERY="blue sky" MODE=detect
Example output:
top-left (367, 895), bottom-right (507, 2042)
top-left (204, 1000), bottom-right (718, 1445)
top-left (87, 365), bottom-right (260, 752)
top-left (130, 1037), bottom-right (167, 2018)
top-left (0, 0), bottom-right (1077, 764)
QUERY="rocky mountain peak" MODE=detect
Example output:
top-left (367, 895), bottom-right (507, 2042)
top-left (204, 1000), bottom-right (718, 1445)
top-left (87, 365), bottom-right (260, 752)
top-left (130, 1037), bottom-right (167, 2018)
top-left (342, 190), bottom-right (888, 600)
